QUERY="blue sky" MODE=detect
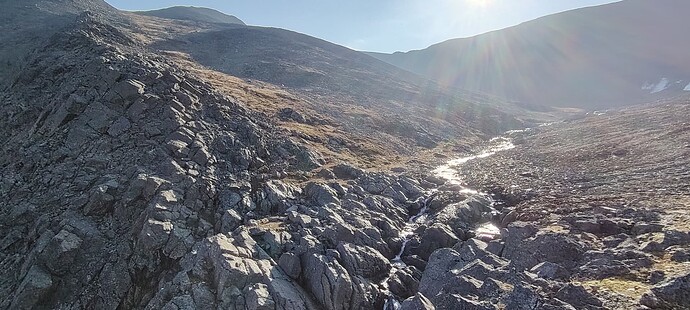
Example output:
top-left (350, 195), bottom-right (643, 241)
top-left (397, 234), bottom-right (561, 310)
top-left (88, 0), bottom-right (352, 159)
top-left (105, 0), bottom-right (621, 53)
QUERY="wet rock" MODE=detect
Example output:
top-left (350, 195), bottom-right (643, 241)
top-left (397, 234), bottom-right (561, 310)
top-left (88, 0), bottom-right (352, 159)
top-left (400, 293), bottom-right (435, 310)
top-left (388, 267), bottom-right (421, 299)
top-left (417, 223), bottom-right (459, 260)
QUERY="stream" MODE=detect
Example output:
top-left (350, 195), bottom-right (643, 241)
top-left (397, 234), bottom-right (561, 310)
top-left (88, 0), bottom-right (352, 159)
top-left (382, 136), bottom-right (520, 309)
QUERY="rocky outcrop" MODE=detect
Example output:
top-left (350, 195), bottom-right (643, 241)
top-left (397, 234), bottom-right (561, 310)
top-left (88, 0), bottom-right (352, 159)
top-left (3, 1), bottom-right (688, 310)
top-left (641, 271), bottom-right (690, 309)
top-left (0, 10), bottom-right (419, 309)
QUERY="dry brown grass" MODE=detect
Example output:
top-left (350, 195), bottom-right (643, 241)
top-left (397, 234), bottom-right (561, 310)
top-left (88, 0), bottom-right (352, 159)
top-left (579, 278), bottom-right (650, 299)
top-left (154, 50), bottom-right (425, 171)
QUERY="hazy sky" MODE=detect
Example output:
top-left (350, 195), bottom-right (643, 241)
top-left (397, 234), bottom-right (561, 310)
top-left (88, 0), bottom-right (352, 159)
top-left (105, 0), bottom-right (621, 53)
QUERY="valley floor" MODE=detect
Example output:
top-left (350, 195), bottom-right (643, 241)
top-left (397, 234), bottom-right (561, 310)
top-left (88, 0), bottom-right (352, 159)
top-left (455, 99), bottom-right (690, 309)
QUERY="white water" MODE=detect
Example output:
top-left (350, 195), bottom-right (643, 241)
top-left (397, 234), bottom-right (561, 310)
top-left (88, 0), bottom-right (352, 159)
top-left (382, 135), bottom-right (522, 308)
top-left (432, 137), bottom-right (516, 191)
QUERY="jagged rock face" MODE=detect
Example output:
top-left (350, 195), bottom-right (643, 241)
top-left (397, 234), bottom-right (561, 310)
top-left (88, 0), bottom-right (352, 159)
top-left (3, 2), bottom-right (688, 310)
top-left (1, 11), bottom-right (414, 309)
top-left (0, 12), bottom-right (435, 309)
top-left (1, 13), bottom-right (276, 308)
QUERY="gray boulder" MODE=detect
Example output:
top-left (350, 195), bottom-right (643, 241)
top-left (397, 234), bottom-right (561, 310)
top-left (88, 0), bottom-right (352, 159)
top-left (641, 271), bottom-right (690, 309)
top-left (245, 283), bottom-right (276, 310)
top-left (304, 182), bottom-right (340, 206)
top-left (400, 293), bottom-right (435, 310)
top-left (301, 253), bottom-right (354, 310)
top-left (9, 266), bottom-right (54, 309)
top-left (555, 284), bottom-right (603, 310)
top-left (530, 262), bottom-right (569, 280)
top-left (278, 253), bottom-right (302, 279)
top-left (41, 229), bottom-right (83, 275)
top-left (336, 242), bottom-right (390, 280)
top-left (417, 223), bottom-right (459, 260)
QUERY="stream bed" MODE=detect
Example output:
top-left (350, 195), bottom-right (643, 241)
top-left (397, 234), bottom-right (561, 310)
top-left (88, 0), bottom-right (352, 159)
top-left (382, 136), bottom-right (519, 309)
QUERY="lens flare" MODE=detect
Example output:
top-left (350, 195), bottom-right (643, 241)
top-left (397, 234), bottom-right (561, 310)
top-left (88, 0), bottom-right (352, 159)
top-left (466, 0), bottom-right (494, 8)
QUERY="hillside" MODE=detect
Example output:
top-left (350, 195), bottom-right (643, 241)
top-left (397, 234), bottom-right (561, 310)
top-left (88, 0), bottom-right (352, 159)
top-left (0, 0), bottom-right (531, 309)
top-left (125, 11), bottom-right (547, 167)
top-left (457, 98), bottom-right (690, 309)
top-left (134, 6), bottom-right (245, 25)
top-left (1, 0), bottom-right (688, 309)
top-left (369, 0), bottom-right (690, 109)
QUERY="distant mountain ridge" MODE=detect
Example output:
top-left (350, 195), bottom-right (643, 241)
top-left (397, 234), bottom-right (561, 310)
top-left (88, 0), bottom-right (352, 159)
top-left (134, 6), bottom-right (245, 25)
top-left (368, 0), bottom-right (690, 109)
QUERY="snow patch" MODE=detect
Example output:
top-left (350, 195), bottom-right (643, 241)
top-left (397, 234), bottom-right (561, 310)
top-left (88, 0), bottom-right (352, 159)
top-left (651, 78), bottom-right (669, 94)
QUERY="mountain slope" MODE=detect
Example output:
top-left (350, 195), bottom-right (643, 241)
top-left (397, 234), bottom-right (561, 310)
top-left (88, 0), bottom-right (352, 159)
top-left (0, 0), bottom-right (121, 86)
top-left (134, 6), bottom-right (245, 25)
top-left (0, 1), bottom-right (529, 309)
top-left (129, 14), bottom-right (540, 160)
top-left (459, 98), bottom-right (690, 309)
top-left (369, 0), bottom-right (690, 109)
top-left (2, 1), bottom-right (689, 309)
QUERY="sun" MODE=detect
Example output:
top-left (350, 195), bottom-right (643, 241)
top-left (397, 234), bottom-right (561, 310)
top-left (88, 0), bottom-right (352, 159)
top-left (466, 0), bottom-right (494, 8)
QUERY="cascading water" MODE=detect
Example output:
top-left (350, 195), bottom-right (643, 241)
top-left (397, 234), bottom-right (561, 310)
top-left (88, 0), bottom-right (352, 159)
top-left (382, 135), bottom-right (524, 309)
